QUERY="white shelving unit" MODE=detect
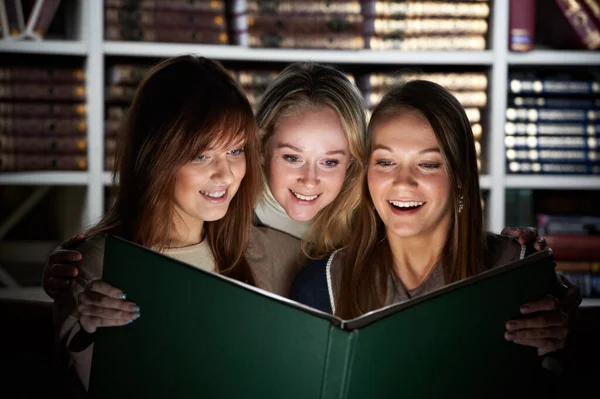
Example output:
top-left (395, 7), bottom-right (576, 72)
top-left (0, 0), bottom-right (599, 262)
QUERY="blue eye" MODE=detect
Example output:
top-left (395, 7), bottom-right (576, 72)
top-left (323, 159), bottom-right (340, 168)
top-left (284, 155), bottom-right (300, 163)
top-left (375, 160), bottom-right (393, 166)
top-left (228, 148), bottom-right (245, 156)
top-left (421, 162), bottom-right (441, 169)
top-left (194, 155), bottom-right (207, 162)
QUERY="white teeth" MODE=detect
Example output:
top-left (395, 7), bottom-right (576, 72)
top-left (389, 201), bottom-right (424, 208)
top-left (292, 191), bottom-right (318, 201)
top-left (200, 190), bottom-right (226, 198)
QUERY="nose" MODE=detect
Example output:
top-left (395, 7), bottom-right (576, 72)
top-left (392, 165), bottom-right (418, 188)
top-left (298, 163), bottom-right (319, 188)
top-left (210, 156), bottom-right (234, 185)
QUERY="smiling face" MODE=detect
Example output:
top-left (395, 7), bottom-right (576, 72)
top-left (266, 106), bottom-right (351, 222)
top-left (173, 141), bottom-right (247, 229)
top-left (368, 111), bottom-right (452, 239)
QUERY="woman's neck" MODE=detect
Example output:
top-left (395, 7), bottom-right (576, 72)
top-left (168, 218), bottom-right (204, 248)
top-left (387, 224), bottom-right (449, 291)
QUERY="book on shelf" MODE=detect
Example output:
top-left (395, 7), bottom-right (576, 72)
top-left (507, 161), bottom-right (600, 174)
top-left (364, 1), bottom-right (490, 18)
top-left (506, 148), bottom-right (599, 163)
top-left (105, 25), bottom-right (229, 44)
top-left (555, 260), bottom-right (600, 273)
top-left (360, 72), bottom-right (488, 92)
top-left (505, 122), bottom-right (600, 136)
top-left (0, 0), bottom-right (26, 39)
top-left (247, 14), bottom-right (364, 35)
top-left (0, 83), bottom-right (85, 101)
top-left (89, 235), bottom-right (557, 398)
top-left (510, 97), bottom-right (600, 109)
top-left (22, 0), bottom-right (61, 40)
top-left (505, 135), bottom-right (599, 150)
top-left (0, 117), bottom-right (86, 135)
top-left (0, 153), bottom-right (87, 171)
top-left (104, 7), bottom-right (227, 30)
top-left (0, 101), bottom-right (85, 117)
top-left (245, 0), bottom-right (362, 15)
top-left (105, 0), bottom-right (227, 13)
top-left (370, 17), bottom-right (488, 36)
top-left (538, 214), bottom-right (600, 235)
top-left (0, 66), bottom-right (84, 83)
top-left (0, 135), bottom-right (86, 153)
top-left (509, 0), bottom-right (536, 52)
top-left (369, 35), bottom-right (486, 50)
top-left (506, 108), bottom-right (600, 123)
top-left (554, 0), bottom-right (600, 50)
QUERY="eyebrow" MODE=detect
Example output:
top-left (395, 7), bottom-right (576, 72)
top-left (372, 144), bottom-right (440, 155)
top-left (277, 143), bottom-right (347, 156)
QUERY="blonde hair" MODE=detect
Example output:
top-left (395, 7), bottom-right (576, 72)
top-left (255, 62), bottom-right (366, 259)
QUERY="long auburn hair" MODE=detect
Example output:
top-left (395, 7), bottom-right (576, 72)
top-left (336, 80), bottom-right (485, 318)
top-left (255, 62), bottom-right (366, 259)
top-left (88, 55), bottom-right (262, 284)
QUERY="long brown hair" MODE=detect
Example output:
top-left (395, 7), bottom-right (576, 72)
top-left (88, 55), bottom-right (262, 284)
top-left (255, 62), bottom-right (366, 259)
top-left (336, 80), bottom-right (485, 318)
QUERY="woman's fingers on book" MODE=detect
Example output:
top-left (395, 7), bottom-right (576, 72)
top-left (500, 226), bottom-right (539, 245)
top-left (505, 325), bottom-right (568, 342)
top-left (533, 236), bottom-right (546, 251)
top-left (50, 248), bottom-right (82, 264)
top-left (80, 314), bottom-right (138, 334)
top-left (60, 233), bottom-right (86, 250)
top-left (50, 263), bottom-right (79, 278)
top-left (519, 294), bottom-right (559, 314)
top-left (86, 279), bottom-right (128, 300)
top-left (558, 275), bottom-right (582, 312)
top-left (506, 310), bottom-right (568, 331)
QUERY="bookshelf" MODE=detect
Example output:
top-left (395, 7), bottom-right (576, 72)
top-left (0, 1), bottom-right (599, 297)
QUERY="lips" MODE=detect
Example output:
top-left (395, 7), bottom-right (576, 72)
top-left (290, 189), bottom-right (321, 202)
top-left (200, 189), bottom-right (228, 203)
top-left (388, 200), bottom-right (424, 209)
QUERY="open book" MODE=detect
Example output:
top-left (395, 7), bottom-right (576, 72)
top-left (89, 235), bottom-right (557, 398)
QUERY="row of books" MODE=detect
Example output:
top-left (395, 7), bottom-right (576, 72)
top-left (0, 0), bottom-right (61, 40)
top-left (0, 65), bottom-right (87, 171)
top-left (104, 0), bottom-right (491, 50)
top-left (509, 0), bottom-right (600, 51)
top-left (539, 213), bottom-right (600, 298)
top-left (505, 70), bottom-right (600, 175)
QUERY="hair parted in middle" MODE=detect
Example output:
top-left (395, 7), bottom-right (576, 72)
top-left (336, 79), bottom-right (485, 319)
top-left (255, 62), bottom-right (367, 259)
top-left (89, 55), bottom-right (262, 284)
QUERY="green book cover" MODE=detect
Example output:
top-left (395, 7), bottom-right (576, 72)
top-left (89, 235), bottom-right (557, 398)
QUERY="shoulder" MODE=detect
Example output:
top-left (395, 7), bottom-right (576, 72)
top-left (290, 254), bottom-right (333, 313)
top-left (484, 232), bottom-right (524, 269)
top-left (246, 225), bottom-right (302, 263)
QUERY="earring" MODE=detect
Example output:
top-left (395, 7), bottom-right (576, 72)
top-left (458, 194), bottom-right (464, 214)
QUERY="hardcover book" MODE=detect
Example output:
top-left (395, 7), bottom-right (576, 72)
top-left (89, 235), bottom-right (558, 398)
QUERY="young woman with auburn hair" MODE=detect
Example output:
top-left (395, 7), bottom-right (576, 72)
top-left (54, 55), bottom-right (301, 392)
top-left (291, 80), bottom-right (580, 358)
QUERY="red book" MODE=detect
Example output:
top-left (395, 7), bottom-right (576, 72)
top-left (553, 0), bottom-right (600, 49)
top-left (545, 235), bottom-right (600, 261)
top-left (509, 0), bottom-right (536, 51)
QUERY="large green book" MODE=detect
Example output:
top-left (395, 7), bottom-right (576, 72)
top-left (89, 235), bottom-right (557, 398)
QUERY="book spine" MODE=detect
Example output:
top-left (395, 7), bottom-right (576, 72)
top-left (506, 107), bottom-right (600, 122)
top-left (537, 214), bottom-right (600, 235)
top-left (369, 35), bottom-right (486, 50)
top-left (505, 122), bottom-right (600, 136)
top-left (320, 326), bottom-right (357, 399)
top-left (374, 18), bottom-right (488, 36)
top-left (105, 7), bottom-right (227, 30)
top-left (0, 153), bottom-right (87, 171)
top-left (364, 72), bottom-right (488, 91)
top-left (370, 1), bottom-right (489, 18)
top-left (509, 0), bottom-right (536, 51)
top-left (2, 0), bottom-right (25, 37)
top-left (249, 33), bottom-right (365, 49)
top-left (555, 261), bottom-right (600, 273)
top-left (510, 96), bottom-right (600, 109)
top-left (0, 117), bottom-right (86, 135)
top-left (506, 148), bottom-right (599, 164)
top-left (26, 0), bottom-right (61, 38)
top-left (0, 67), bottom-right (85, 83)
top-left (235, 70), bottom-right (280, 89)
top-left (104, 0), bottom-right (226, 13)
top-left (0, 101), bottom-right (86, 117)
top-left (0, 83), bottom-right (85, 100)
top-left (107, 64), bottom-right (150, 85)
top-left (246, 1), bottom-right (362, 15)
top-left (582, 0), bottom-right (600, 24)
top-left (553, 0), bottom-right (600, 49)
top-left (105, 84), bottom-right (138, 102)
top-left (505, 135), bottom-right (599, 149)
top-left (248, 14), bottom-right (364, 35)
top-left (0, 135), bottom-right (87, 153)
top-left (104, 24), bottom-right (228, 44)
top-left (507, 161), bottom-right (600, 174)
top-left (509, 78), bottom-right (600, 94)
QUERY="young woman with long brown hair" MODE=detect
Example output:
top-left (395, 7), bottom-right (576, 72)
top-left (291, 80), bottom-right (579, 358)
top-left (54, 55), bottom-right (302, 392)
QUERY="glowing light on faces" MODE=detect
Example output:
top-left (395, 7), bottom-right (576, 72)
top-left (368, 112), bottom-right (452, 239)
top-left (267, 106), bottom-right (351, 222)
